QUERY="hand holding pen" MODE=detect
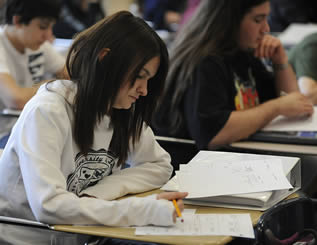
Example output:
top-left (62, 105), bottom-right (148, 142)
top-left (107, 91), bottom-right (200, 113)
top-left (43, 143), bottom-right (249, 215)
top-left (157, 192), bottom-right (188, 223)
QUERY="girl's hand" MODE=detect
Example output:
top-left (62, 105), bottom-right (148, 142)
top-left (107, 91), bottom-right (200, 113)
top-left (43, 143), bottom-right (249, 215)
top-left (255, 34), bottom-right (288, 65)
top-left (157, 192), bottom-right (188, 222)
top-left (277, 92), bottom-right (314, 118)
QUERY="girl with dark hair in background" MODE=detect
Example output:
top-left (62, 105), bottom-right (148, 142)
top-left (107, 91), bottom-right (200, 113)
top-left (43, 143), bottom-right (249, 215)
top-left (0, 11), bottom-right (187, 244)
top-left (154, 0), bottom-right (313, 150)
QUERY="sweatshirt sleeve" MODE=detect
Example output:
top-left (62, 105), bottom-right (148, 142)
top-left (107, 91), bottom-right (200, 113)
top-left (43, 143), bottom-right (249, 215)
top-left (14, 98), bottom-right (174, 226)
top-left (80, 125), bottom-right (173, 200)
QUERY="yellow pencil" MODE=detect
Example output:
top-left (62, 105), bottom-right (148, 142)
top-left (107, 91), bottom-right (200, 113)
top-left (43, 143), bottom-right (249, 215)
top-left (172, 199), bottom-right (184, 222)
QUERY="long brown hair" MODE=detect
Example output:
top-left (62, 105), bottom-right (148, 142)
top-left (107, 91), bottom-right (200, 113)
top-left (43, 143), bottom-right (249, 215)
top-left (155, 0), bottom-right (269, 134)
top-left (65, 11), bottom-right (169, 166)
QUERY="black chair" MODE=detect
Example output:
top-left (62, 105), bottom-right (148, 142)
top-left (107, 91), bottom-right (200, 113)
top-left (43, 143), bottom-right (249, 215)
top-left (155, 136), bottom-right (198, 174)
top-left (254, 197), bottom-right (317, 245)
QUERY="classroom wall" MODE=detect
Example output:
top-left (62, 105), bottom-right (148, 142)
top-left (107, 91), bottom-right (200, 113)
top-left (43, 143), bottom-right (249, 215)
top-left (101, 0), bottom-right (135, 16)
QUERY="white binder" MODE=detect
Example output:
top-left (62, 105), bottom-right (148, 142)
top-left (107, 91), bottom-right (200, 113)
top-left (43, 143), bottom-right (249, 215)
top-left (162, 151), bottom-right (301, 211)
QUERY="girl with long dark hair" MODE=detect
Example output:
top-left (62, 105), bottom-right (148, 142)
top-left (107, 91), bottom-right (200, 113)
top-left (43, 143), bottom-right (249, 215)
top-left (0, 11), bottom-right (187, 244)
top-left (154, 0), bottom-right (313, 149)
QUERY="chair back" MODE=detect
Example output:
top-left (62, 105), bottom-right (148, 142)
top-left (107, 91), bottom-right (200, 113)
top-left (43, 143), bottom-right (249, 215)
top-left (155, 136), bottom-right (198, 174)
top-left (254, 197), bottom-right (317, 244)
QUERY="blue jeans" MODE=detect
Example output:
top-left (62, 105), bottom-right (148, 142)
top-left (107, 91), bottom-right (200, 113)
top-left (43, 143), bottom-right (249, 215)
top-left (0, 134), bottom-right (10, 148)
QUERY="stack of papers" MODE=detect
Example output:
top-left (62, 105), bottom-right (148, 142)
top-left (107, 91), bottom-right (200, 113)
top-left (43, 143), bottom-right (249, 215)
top-left (162, 151), bottom-right (301, 210)
top-left (177, 158), bottom-right (291, 198)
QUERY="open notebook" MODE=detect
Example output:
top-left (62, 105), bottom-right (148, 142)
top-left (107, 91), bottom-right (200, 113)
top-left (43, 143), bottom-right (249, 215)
top-left (162, 151), bottom-right (301, 211)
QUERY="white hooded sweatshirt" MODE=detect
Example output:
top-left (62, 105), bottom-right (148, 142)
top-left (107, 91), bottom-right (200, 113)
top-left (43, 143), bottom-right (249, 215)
top-left (0, 80), bottom-right (174, 229)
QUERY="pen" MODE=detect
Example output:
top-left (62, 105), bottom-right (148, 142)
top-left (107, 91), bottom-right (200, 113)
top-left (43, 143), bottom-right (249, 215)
top-left (172, 199), bottom-right (184, 222)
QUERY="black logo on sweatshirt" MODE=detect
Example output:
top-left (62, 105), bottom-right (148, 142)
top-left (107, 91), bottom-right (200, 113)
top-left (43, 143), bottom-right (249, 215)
top-left (67, 149), bottom-right (117, 195)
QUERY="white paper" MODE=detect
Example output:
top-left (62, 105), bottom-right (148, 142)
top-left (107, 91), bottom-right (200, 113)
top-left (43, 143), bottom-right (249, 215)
top-left (161, 151), bottom-right (297, 193)
top-left (188, 151), bottom-right (297, 175)
top-left (262, 108), bottom-right (317, 131)
top-left (278, 23), bottom-right (317, 46)
top-left (177, 159), bottom-right (292, 199)
top-left (135, 213), bottom-right (254, 239)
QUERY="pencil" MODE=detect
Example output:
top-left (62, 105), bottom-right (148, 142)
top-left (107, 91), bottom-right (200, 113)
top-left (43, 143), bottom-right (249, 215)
top-left (172, 199), bottom-right (184, 222)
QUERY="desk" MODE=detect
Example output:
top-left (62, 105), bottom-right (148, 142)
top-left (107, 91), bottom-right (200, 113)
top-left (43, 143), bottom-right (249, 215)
top-left (52, 190), bottom-right (263, 245)
top-left (230, 141), bottom-right (317, 155)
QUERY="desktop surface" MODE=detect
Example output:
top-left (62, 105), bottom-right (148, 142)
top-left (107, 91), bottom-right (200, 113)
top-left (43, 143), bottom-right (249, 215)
top-left (52, 190), bottom-right (263, 245)
top-left (249, 131), bottom-right (317, 146)
top-left (53, 204), bottom-right (262, 245)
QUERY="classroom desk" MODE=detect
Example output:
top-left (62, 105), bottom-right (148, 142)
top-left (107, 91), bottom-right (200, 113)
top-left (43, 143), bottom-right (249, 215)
top-left (52, 190), bottom-right (263, 245)
top-left (230, 141), bottom-right (317, 155)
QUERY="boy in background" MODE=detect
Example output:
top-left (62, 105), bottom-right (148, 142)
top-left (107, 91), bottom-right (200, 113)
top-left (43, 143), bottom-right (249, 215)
top-left (0, 0), bottom-right (65, 147)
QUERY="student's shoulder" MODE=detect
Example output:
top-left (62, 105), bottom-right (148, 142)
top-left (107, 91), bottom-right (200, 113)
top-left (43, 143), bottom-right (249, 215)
top-left (195, 55), bottom-right (231, 79)
top-left (291, 33), bottom-right (317, 54)
top-left (289, 33), bottom-right (317, 63)
top-left (20, 88), bottom-right (73, 133)
top-left (27, 82), bottom-right (73, 116)
top-left (298, 33), bottom-right (317, 53)
top-left (200, 55), bottom-right (226, 66)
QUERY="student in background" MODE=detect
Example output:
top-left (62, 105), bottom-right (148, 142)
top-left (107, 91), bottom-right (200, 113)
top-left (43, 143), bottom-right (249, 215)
top-left (53, 0), bottom-right (104, 39)
top-left (141, 0), bottom-right (187, 31)
top-left (0, 11), bottom-right (187, 244)
top-left (154, 0), bottom-right (313, 150)
top-left (288, 33), bottom-right (317, 105)
top-left (0, 0), bottom-right (65, 148)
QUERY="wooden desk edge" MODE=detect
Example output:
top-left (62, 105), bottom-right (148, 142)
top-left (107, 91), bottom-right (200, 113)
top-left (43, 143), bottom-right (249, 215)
top-left (51, 189), bottom-right (263, 245)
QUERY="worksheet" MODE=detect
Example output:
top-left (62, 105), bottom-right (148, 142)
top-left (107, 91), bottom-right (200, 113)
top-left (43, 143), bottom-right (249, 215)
top-left (135, 213), bottom-right (254, 239)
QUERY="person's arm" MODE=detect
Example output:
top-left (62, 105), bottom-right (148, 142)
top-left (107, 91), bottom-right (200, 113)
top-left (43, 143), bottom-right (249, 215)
top-left (208, 92), bottom-right (314, 148)
top-left (298, 76), bottom-right (317, 104)
top-left (255, 34), bottom-right (299, 93)
top-left (0, 73), bottom-right (39, 109)
top-left (288, 35), bottom-right (317, 105)
top-left (14, 94), bottom-right (184, 226)
top-left (42, 41), bottom-right (65, 78)
top-left (80, 125), bottom-right (174, 201)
